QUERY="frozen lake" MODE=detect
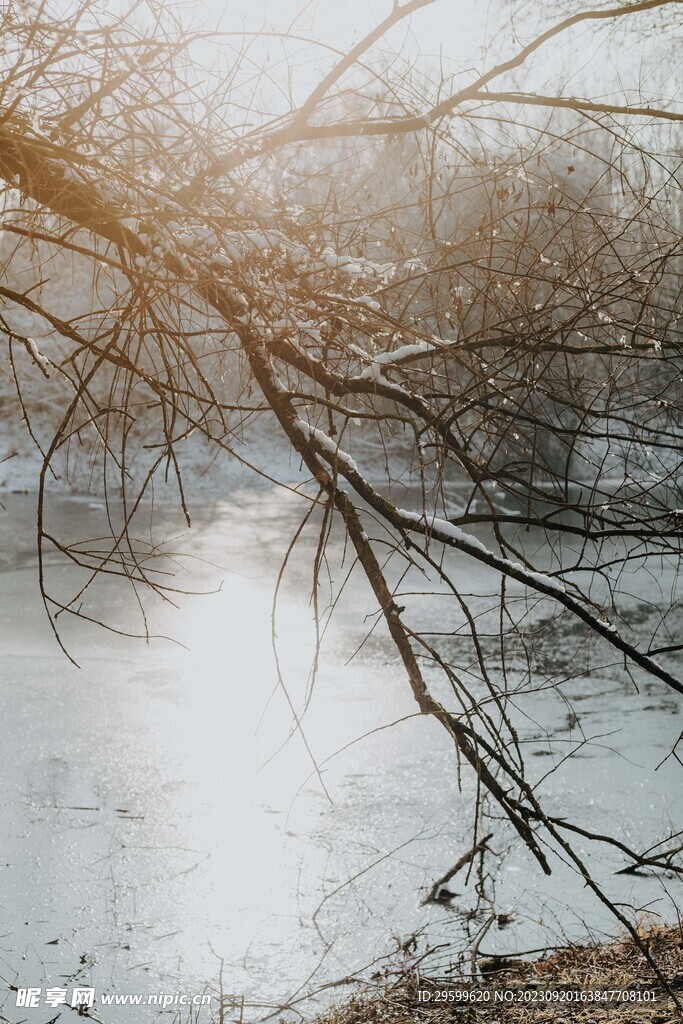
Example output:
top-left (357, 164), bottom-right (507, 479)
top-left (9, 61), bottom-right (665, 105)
top-left (0, 488), bottom-right (681, 1022)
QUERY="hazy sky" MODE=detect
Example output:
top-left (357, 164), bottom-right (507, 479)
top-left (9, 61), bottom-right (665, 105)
top-left (188, 0), bottom-right (500, 96)
top-left (169, 0), bottom-right (676, 111)
top-left (197, 0), bottom-right (491, 57)
top-left (87, 0), bottom-right (678, 120)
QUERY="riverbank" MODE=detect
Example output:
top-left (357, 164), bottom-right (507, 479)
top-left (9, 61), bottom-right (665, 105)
top-left (317, 925), bottom-right (682, 1023)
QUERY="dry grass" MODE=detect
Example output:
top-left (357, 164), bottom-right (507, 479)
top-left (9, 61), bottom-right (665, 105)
top-left (317, 925), bottom-right (683, 1024)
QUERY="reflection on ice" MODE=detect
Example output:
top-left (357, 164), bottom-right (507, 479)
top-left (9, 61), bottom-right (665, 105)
top-left (0, 490), bottom-right (681, 1022)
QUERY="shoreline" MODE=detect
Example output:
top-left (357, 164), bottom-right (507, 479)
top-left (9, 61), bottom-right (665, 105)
top-left (315, 926), bottom-right (682, 1023)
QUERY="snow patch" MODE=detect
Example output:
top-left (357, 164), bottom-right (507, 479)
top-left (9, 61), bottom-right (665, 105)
top-left (23, 337), bottom-right (50, 377)
top-left (297, 421), bottom-right (359, 473)
top-left (396, 510), bottom-right (566, 592)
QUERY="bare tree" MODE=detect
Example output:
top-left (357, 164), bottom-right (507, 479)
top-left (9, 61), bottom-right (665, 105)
top-left (1, 0), bottom-right (682, 996)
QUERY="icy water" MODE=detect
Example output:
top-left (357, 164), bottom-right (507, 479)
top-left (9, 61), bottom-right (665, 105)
top-left (0, 489), bottom-right (681, 1023)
